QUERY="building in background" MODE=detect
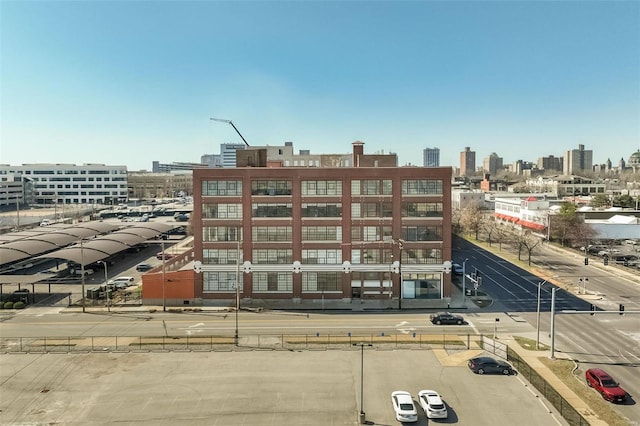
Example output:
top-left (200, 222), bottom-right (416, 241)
top-left (151, 161), bottom-right (209, 173)
top-left (482, 153), bottom-right (503, 176)
top-left (185, 142), bottom-right (453, 310)
top-left (220, 144), bottom-right (247, 168)
top-left (0, 163), bottom-right (128, 205)
top-left (460, 147), bottom-right (476, 177)
top-left (423, 147), bottom-right (440, 167)
top-left (537, 155), bottom-right (563, 173)
top-left (564, 144), bottom-right (593, 175)
top-left (127, 171), bottom-right (194, 199)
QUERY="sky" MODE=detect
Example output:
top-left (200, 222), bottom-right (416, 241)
top-left (1, 0), bottom-right (639, 171)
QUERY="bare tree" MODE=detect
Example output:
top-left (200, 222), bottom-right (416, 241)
top-left (460, 202), bottom-right (485, 240)
top-left (494, 223), bottom-right (512, 251)
top-left (483, 216), bottom-right (500, 247)
top-left (514, 229), bottom-right (542, 265)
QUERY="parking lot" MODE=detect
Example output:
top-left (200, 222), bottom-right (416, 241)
top-left (0, 349), bottom-right (567, 425)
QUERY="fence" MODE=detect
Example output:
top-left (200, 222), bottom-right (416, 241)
top-left (0, 333), bottom-right (480, 354)
top-left (506, 345), bottom-right (590, 426)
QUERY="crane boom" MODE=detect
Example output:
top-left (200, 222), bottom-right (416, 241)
top-left (210, 117), bottom-right (250, 147)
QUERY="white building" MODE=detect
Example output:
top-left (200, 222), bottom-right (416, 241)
top-left (494, 196), bottom-right (549, 233)
top-left (0, 163), bottom-right (128, 205)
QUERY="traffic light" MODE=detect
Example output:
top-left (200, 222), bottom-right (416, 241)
top-left (603, 256), bottom-right (609, 266)
top-left (619, 304), bottom-right (625, 316)
top-left (590, 304), bottom-right (596, 316)
top-left (584, 258), bottom-right (589, 265)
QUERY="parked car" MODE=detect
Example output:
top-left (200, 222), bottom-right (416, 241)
top-left (136, 263), bottom-right (153, 272)
top-left (430, 312), bottom-right (464, 325)
top-left (156, 252), bottom-right (175, 260)
top-left (418, 390), bottom-right (448, 419)
top-left (107, 276), bottom-right (135, 288)
top-left (390, 391), bottom-right (418, 423)
top-left (585, 368), bottom-right (628, 403)
top-left (468, 357), bottom-right (514, 375)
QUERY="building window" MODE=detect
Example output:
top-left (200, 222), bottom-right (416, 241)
top-left (301, 180), bottom-right (342, 196)
top-left (202, 226), bottom-right (241, 242)
top-left (202, 180), bottom-right (242, 196)
top-left (203, 249), bottom-right (239, 265)
top-left (252, 203), bottom-right (293, 217)
top-left (402, 179), bottom-right (443, 195)
top-left (203, 271), bottom-right (240, 292)
top-left (403, 248), bottom-right (442, 264)
top-left (302, 249), bottom-right (341, 264)
top-left (252, 226), bottom-right (292, 242)
top-left (351, 226), bottom-right (392, 241)
top-left (301, 226), bottom-right (342, 241)
top-left (253, 249), bottom-right (292, 264)
top-left (402, 226), bottom-right (443, 241)
top-left (402, 202), bottom-right (442, 217)
top-left (253, 272), bottom-right (292, 292)
top-left (251, 180), bottom-right (292, 196)
top-left (302, 272), bottom-right (341, 292)
top-left (351, 202), bottom-right (392, 218)
top-left (301, 203), bottom-right (342, 217)
top-left (203, 203), bottom-right (243, 219)
top-left (350, 248), bottom-right (392, 264)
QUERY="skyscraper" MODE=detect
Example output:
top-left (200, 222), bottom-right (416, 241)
top-left (482, 153), bottom-right (503, 175)
top-left (563, 144), bottom-right (593, 175)
top-left (423, 147), bottom-right (440, 167)
top-left (460, 147), bottom-right (476, 177)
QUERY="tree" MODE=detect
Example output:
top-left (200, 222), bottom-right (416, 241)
top-left (460, 203), bottom-right (485, 240)
top-left (554, 202), bottom-right (579, 246)
top-left (612, 194), bottom-right (635, 208)
top-left (590, 194), bottom-right (610, 208)
top-left (494, 223), bottom-right (512, 251)
top-left (483, 218), bottom-right (500, 247)
top-left (514, 230), bottom-right (542, 265)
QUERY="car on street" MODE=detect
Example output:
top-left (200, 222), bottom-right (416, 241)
top-left (418, 390), bottom-right (448, 419)
top-left (585, 368), bottom-right (628, 403)
top-left (390, 391), bottom-right (418, 423)
top-left (156, 252), bottom-right (175, 260)
top-left (452, 263), bottom-right (463, 275)
top-left (467, 357), bottom-right (514, 375)
top-left (136, 263), bottom-right (154, 272)
top-left (429, 312), bottom-right (464, 325)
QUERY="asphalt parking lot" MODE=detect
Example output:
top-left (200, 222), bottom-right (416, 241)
top-left (0, 349), bottom-right (567, 425)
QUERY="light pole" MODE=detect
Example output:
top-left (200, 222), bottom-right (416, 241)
top-left (550, 287), bottom-right (558, 359)
top-left (98, 260), bottom-right (110, 312)
top-left (234, 239), bottom-right (241, 346)
top-left (161, 239), bottom-right (166, 312)
top-left (536, 275), bottom-right (557, 350)
top-left (80, 238), bottom-right (86, 313)
top-left (394, 239), bottom-right (405, 310)
top-left (462, 258), bottom-right (469, 307)
top-left (353, 342), bottom-right (372, 424)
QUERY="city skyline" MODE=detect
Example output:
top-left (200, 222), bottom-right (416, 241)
top-left (2, 1), bottom-right (638, 171)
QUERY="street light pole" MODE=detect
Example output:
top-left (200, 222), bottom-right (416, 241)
top-left (80, 238), bottom-right (86, 313)
top-left (536, 281), bottom-right (543, 350)
top-left (353, 342), bottom-right (372, 424)
top-left (98, 261), bottom-right (110, 312)
top-left (234, 239), bottom-right (241, 346)
top-left (550, 287), bottom-right (558, 359)
top-left (395, 239), bottom-right (404, 310)
top-left (462, 258), bottom-right (468, 307)
top-left (161, 239), bottom-right (166, 312)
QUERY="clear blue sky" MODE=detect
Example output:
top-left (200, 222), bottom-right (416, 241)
top-left (2, 0), bottom-right (639, 171)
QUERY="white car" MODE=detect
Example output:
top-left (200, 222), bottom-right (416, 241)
top-left (390, 391), bottom-right (418, 423)
top-left (418, 389), bottom-right (448, 419)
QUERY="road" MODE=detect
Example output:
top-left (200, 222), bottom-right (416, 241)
top-left (455, 236), bottom-right (640, 423)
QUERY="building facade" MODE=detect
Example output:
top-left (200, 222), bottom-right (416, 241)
top-left (483, 153), bottom-right (503, 175)
top-left (0, 164), bottom-right (128, 205)
top-left (127, 171), bottom-right (194, 199)
top-left (191, 163), bottom-right (453, 309)
top-left (564, 144), bottom-right (593, 175)
top-left (423, 147), bottom-right (440, 167)
top-left (460, 147), bottom-right (476, 177)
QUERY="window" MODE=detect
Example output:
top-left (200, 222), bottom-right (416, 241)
top-left (202, 180), bottom-right (242, 196)
top-left (302, 226), bottom-right (342, 241)
top-left (202, 249), bottom-right (240, 265)
top-left (402, 248), bottom-right (442, 264)
top-left (252, 226), bottom-right (292, 242)
top-left (351, 226), bottom-right (392, 242)
top-left (202, 226), bottom-right (241, 242)
top-left (203, 203), bottom-right (243, 219)
top-left (301, 180), bottom-right (342, 196)
top-left (402, 225), bottom-right (443, 241)
top-left (252, 249), bottom-right (292, 264)
top-left (402, 179), bottom-right (443, 195)
top-left (302, 249), bottom-right (341, 264)
top-left (252, 203), bottom-right (293, 217)
top-left (251, 180), bottom-right (292, 196)
top-left (351, 202), bottom-right (392, 218)
top-left (203, 272), bottom-right (240, 292)
top-left (302, 272), bottom-right (341, 292)
top-left (253, 272), bottom-right (292, 292)
top-left (402, 202), bottom-right (442, 217)
top-left (301, 203), bottom-right (342, 217)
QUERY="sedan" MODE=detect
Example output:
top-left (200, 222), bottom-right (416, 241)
top-left (136, 263), bottom-right (154, 272)
top-left (452, 263), bottom-right (464, 276)
top-left (418, 390), bottom-right (448, 419)
top-left (468, 357), bottom-right (514, 375)
top-left (390, 391), bottom-right (418, 423)
top-left (430, 312), bottom-right (464, 325)
top-left (156, 252), bottom-right (175, 260)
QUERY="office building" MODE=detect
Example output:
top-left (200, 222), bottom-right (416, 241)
top-left (564, 144), bottom-right (593, 175)
top-left (460, 147), bottom-right (476, 177)
top-left (423, 147), bottom-right (440, 167)
top-left (482, 153), bottom-right (503, 176)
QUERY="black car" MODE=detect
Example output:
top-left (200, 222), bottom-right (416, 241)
top-left (429, 312), bottom-right (464, 325)
top-left (468, 357), bottom-right (514, 375)
top-left (135, 263), bottom-right (153, 272)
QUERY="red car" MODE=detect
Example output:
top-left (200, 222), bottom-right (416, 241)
top-left (585, 368), bottom-right (627, 403)
top-left (156, 252), bottom-right (174, 260)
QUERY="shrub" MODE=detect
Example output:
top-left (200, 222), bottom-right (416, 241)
top-left (3, 301), bottom-right (14, 309)
top-left (13, 301), bottom-right (26, 309)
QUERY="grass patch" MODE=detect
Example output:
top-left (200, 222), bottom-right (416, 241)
top-left (513, 335), bottom-right (549, 351)
top-left (540, 358), bottom-right (631, 426)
